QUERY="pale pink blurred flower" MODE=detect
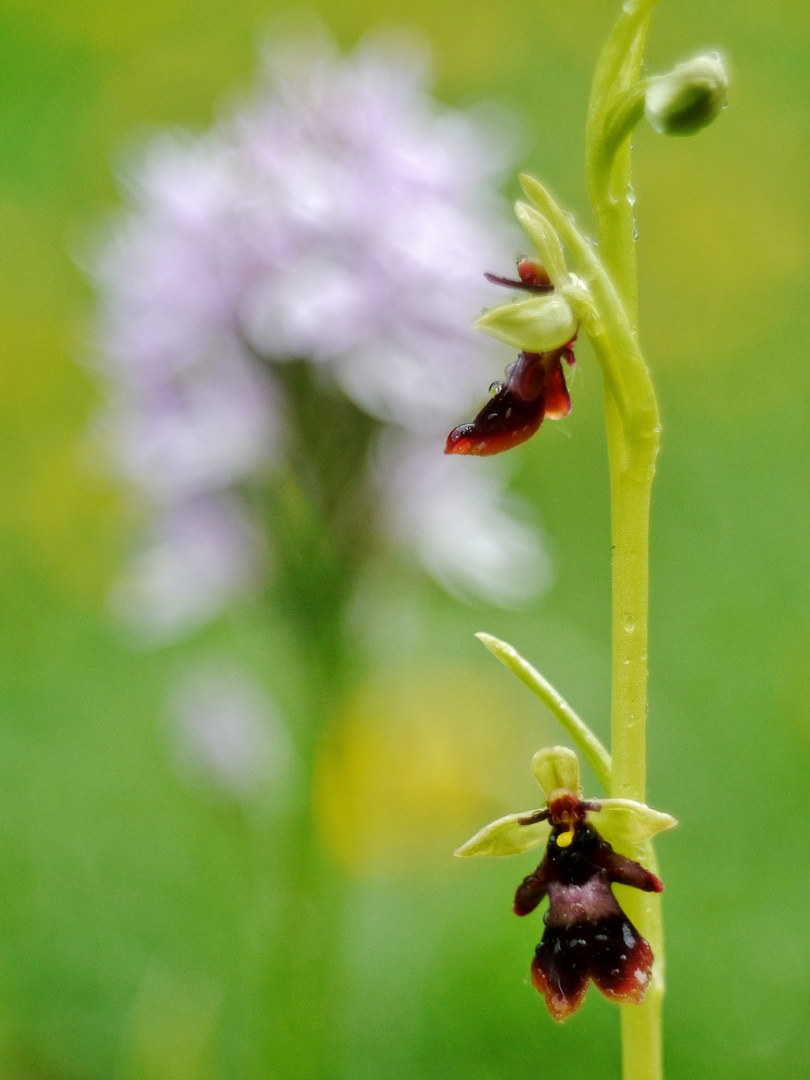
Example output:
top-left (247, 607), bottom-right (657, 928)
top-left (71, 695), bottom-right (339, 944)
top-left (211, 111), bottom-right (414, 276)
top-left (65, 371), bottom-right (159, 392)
top-left (378, 436), bottom-right (552, 607)
top-left (167, 660), bottom-right (293, 800)
top-left (92, 26), bottom-right (551, 640)
top-left (109, 495), bottom-right (260, 639)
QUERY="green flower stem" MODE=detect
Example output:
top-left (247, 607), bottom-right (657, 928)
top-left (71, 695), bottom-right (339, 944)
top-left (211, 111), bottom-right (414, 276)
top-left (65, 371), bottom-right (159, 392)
top-left (604, 419), bottom-right (657, 806)
top-left (605, 412), bottom-right (662, 1080)
top-left (475, 632), bottom-right (612, 791)
top-left (516, 182), bottom-right (658, 442)
top-left (516, 182), bottom-right (661, 793)
top-left (586, 3), bottom-right (663, 1077)
top-left (473, 1), bottom-right (694, 1068)
top-left (518, 1), bottom-right (664, 1072)
top-left (600, 82), bottom-right (651, 174)
top-left (586, 0), bottom-right (658, 326)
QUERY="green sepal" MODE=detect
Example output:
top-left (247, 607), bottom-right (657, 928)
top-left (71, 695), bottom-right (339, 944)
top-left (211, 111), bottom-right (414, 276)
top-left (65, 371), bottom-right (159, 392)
top-left (454, 810), bottom-right (551, 858)
top-left (531, 746), bottom-right (582, 798)
top-left (588, 798), bottom-right (677, 845)
top-left (474, 293), bottom-right (577, 354)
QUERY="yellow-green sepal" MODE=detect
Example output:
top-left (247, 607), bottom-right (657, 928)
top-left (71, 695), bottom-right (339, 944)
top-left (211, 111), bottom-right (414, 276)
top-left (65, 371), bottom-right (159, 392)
top-left (474, 293), bottom-right (577, 354)
top-left (588, 798), bottom-right (677, 845)
top-left (531, 746), bottom-right (582, 798)
top-left (454, 811), bottom-right (551, 858)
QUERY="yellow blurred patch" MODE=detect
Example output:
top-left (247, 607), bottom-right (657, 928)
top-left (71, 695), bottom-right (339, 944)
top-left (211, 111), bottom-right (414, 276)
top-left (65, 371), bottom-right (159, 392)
top-left (118, 966), bottom-right (221, 1080)
top-left (314, 663), bottom-right (553, 878)
top-left (0, 261), bottom-right (123, 602)
top-left (1, 0), bottom-right (238, 51)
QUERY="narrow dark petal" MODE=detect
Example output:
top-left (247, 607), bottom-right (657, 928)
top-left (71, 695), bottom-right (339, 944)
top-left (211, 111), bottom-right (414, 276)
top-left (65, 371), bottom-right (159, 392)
top-left (483, 272), bottom-right (553, 294)
top-left (602, 851), bottom-right (663, 893)
top-left (531, 928), bottom-right (590, 1021)
top-left (514, 857), bottom-right (550, 917)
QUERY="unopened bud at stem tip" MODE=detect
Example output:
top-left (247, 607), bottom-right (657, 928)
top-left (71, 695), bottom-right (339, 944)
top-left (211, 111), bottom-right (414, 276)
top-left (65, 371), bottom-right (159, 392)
top-left (645, 53), bottom-right (728, 137)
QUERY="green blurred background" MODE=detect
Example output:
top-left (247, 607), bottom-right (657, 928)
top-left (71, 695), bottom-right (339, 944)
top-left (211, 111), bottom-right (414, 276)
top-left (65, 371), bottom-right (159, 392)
top-left (0, 0), bottom-right (808, 1076)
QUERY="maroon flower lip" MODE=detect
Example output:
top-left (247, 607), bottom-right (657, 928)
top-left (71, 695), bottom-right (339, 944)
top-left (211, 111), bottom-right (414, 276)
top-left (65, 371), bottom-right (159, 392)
top-left (445, 344), bottom-right (575, 457)
top-left (512, 792), bottom-right (663, 1022)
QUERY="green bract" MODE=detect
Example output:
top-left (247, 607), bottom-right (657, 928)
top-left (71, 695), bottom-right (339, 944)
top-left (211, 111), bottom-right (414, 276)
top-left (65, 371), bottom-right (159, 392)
top-left (455, 746), bottom-right (676, 858)
top-left (645, 54), bottom-right (728, 137)
top-left (474, 293), bottom-right (577, 354)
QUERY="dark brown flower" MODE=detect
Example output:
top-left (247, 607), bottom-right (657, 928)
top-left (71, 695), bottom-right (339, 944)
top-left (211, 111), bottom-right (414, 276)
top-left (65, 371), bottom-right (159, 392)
top-left (446, 263), bottom-right (576, 456)
top-left (513, 790), bottom-right (663, 1022)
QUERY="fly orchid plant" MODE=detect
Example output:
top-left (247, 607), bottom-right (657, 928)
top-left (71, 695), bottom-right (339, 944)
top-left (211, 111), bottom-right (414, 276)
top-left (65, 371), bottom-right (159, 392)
top-left (450, 2), bottom-right (727, 1078)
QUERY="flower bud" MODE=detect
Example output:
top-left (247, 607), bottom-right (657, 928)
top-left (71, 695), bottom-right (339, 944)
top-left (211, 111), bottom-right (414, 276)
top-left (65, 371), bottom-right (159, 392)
top-left (474, 293), bottom-right (577, 354)
top-left (645, 53), bottom-right (728, 137)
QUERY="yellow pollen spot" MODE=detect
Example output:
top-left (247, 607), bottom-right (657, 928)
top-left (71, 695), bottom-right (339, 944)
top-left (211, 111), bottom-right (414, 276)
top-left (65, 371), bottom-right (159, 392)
top-left (556, 828), bottom-right (574, 848)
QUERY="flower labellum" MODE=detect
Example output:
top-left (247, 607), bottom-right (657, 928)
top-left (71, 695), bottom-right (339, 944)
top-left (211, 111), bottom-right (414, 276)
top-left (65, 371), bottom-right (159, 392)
top-left (445, 344), bottom-right (574, 457)
top-left (455, 746), bottom-right (676, 1022)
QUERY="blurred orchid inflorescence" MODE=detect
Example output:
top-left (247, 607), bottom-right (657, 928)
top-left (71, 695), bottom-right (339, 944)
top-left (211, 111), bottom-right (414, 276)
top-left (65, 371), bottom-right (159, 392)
top-left (92, 26), bottom-right (553, 643)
